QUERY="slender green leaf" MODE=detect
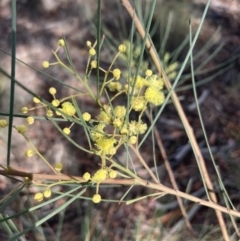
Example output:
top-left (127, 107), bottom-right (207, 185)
top-left (7, 0), bottom-right (17, 166)
top-left (7, 187), bottom-right (87, 241)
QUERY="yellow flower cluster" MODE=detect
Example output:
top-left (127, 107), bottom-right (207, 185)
top-left (0, 119), bottom-right (8, 127)
top-left (34, 188), bottom-right (52, 202)
top-left (128, 74), bottom-right (165, 108)
top-left (95, 138), bottom-right (117, 156)
top-left (17, 37), bottom-right (173, 205)
top-left (83, 168), bottom-right (118, 203)
top-left (25, 149), bottom-right (34, 157)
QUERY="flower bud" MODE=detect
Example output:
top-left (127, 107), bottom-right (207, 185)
top-left (43, 188), bottom-right (52, 198)
top-left (109, 170), bottom-right (117, 179)
top-left (92, 194), bottom-right (101, 203)
top-left (89, 48), bottom-right (96, 56)
top-left (0, 119), bottom-right (8, 127)
top-left (118, 44), bottom-right (126, 53)
top-left (26, 116), bottom-right (34, 125)
top-left (58, 39), bottom-right (65, 47)
top-left (83, 172), bottom-right (91, 181)
top-left (42, 61), bottom-right (50, 68)
top-left (83, 112), bottom-right (91, 121)
top-left (49, 87), bottom-right (57, 95)
top-left (25, 149), bottom-right (34, 157)
top-left (33, 97), bottom-right (40, 103)
top-left (63, 127), bottom-right (71, 135)
top-left (55, 163), bottom-right (63, 172)
top-left (21, 107), bottom-right (28, 114)
top-left (17, 125), bottom-right (27, 134)
top-left (34, 192), bottom-right (43, 202)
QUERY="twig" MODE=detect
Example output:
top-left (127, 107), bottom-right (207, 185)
top-left (153, 120), bottom-right (194, 234)
top-left (0, 169), bottom-right (240, 219)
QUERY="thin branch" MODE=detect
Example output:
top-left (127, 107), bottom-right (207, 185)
top-left (0, 169), bottom-right (240, 219)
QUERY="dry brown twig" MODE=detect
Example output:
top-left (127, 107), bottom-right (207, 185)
top-left (1, 168), bottom-right (240, 220)
top-left (145, 109), bottom-right (194, 234)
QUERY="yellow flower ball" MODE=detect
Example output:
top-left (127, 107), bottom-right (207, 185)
top-left (86, 41), bottom-right (91, 47)
top-left (26, 116), bottom-right (34, 125)
top-left (147, 75), bottom-right (164, 90)
top-left (130, 75), bottom-right (147, 89)
top-left (131, 96), bottom-right (146, 111)
top-left (129, 136), bottom-right (137, 144)
top-left (97, 110), bottom-right (111, 124)
top-left (25, 149), bottom-right (34, 157)
top-left (91, 60), bottom-right (97, 68)
top-left (46, 110), bottom-right (53, 117)
top-left (0, 119), bottom-right (8, 127)
top-left (83, 172), bottom-right (91, 181)
top-left (42, 61), bottom-right (50, 68)
top-left (61, 102), bottom-right (76, 116)
top-left (113, 118), bottom-right (122, 128)
top-left (21, 107), bottom-right (28, 114)
top-left (83, 112), bottom-right (91, 121)
top-left (17, 125), bottom-right (27, 134)
top-left (92, 194), bottom-right (101, 203)
top-left (92, 169), bottom-right (108, 182)
top-left (55, 163), bottom-right (63, 172)
top-left (145, 87), bottom-right (165, 106)
top-left (108, 82), bottom-right (122, 92)
top-left (63, 127), bottom-right (71, 135)
top-left (49, 87), bottom-right (57, 95)
top-left (109, 170), bottom-right (117, 179)
top-left (128, 121), bottom-right (138, 135)
top-left (112, 69), bottom-right (121, 80)
top-left (137, 121), bottom-right (148, 134)
top-left (120, 124), bottom-right (128, 135)
top-left (58, 39), bottom-right (65, 47)
top-left (90, 123), bottom-right (106, 141)
top-left (33, 97), bottom-right (41, 103)
top-left (114, 105), bottom-right (126, 118)
top-left (95, 138), bottom-right (117, 156)
top-left (118, 44), bottom-right (126, 53)
top-left (52, 99), bottom-right (60, 107)
top-left (43, 188), bottom-right (52, 198)
top-left (34, 192), bottom-right (43, 202)
top-left (89, 48), bottom-right (96, 56)
top-left (145, 69), bottom-right (153, 77)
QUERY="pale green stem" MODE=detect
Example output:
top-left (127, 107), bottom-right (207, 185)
top-left (60, 93), bottom-right (90, 103)
top-left (53, 51), bottom-right (96, 101)
top-left (13, 127), bottom-right (57, 174)
top-left (99, 51), bottom-right (121, 97)
top-left (108, 51), bottom-right (121, 71)
top-left (105, 156), bottom-right (140, 180)
top-left (129, 144), bottom-right (159, 183)
top-left (0, 183), bottom-right (24, 204)
top-left (52, 51), bottom-right (75, 74)
top-left (85, 55), bottom-right (91, 75)
top-left (47, 180), bottom-right (79, 188)
top-left (104, 77), bottom-right (115, 85)
top-left (99, 70), bottom-right (110, 97)
top-left (110, 90), bottom-right (125, 102)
